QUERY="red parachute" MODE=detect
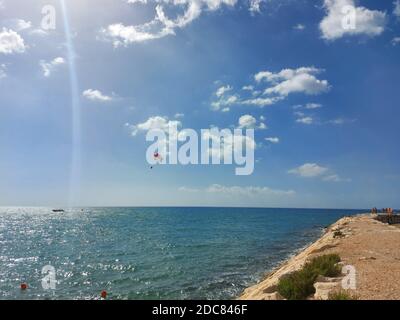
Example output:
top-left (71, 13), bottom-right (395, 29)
top-left (151, 152), bottom-right (163, 169)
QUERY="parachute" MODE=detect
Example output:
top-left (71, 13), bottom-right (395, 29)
top-left (150, 152), bottom-right (163, 169)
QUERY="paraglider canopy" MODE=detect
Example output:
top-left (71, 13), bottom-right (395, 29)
top-left (153, 152), bottom-right (163, 161)
top-left (151, 152), bottom-right (163, 169)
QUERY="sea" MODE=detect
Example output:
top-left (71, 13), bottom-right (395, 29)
top-left (0, 207), bottom-right (363, 300)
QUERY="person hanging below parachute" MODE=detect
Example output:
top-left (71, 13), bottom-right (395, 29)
top-left (150, 152), bottom-right (163, 169)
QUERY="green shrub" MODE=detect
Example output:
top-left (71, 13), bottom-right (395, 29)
top-left (277, 254), bottom-right (341, 300)
top-left (328, 291), bottom-right (358, 300)
top-left (306, 254), bottom-right (341, 278)
top-left (277, 268), bottom-right (317, 300)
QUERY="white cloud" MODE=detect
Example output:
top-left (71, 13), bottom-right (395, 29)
top-left (179, 184), bottom-right (295, 197)
top-left (320, 0), bottom-right (386, 40)
top-left (328, 117), bottom-right (356, 125)
top-left (294, 24), bottom-right (305, 30)
top-left (0, 64), bottom-right (6, 79)
top-left (265, 137), bottom-right (279, 144)
top-left (258, 122), bottom-right (267, 130)
top-left (255, 68), bottom-right (322, 83)
top-left (29, 29), bottom-right (50, 37)
top-left (174, 113), bottom-right (185, 119)
top-left (289, 163), bottom-right (350, 182)
top-left (394, 0), bottom-right (400, 17)
top-left (294, 111), bottom-right (305, 117)
top-left (305, 103), bottom-right (322, 109)
top-left (206, 184), bottom-right (295, 197)
top-left (127, 0), bottom-right (148, 3)
top-left (329, 118), bottom-right (345, 125)
top-left (211, 67), bottom-right (328, 111)
top-left (240, 96), bottom-right (283, 107)
top-left (254, 71), bottom-right (273, 83)
top-left (39, 57), bottom-right (65, 77)
top-left (289, 163), bottom-right (328, 178)
top-left (201, 127), bottom-right (256, 162)
top-left (178, 186), bottom-right (199, 192)
top-left (101, 22), bottom-right (172, 45)
top-left (0, 28), bottom-right (26, 54)
top-left (82, 89), bottom-right (113, 102)
top-left (262, 67), bottom-right (330, 96)
top-left (211, 94), bottom-right (239, 111)
top-left (126, 115), bottom-right (182, 136)
top-left (296, 116), bottom-right (314, 125)
top-left (322, 174), bottom-right (351, 182)
top-left (211, 87), bottom-right (282, 111)
top-left (12, 19), bottom-right (32, 31)
top-left (249, 0), bottom-right (263, 13)
top-left (293, 103), bottom-right (323, 110)
top-left (238, 114), bottom-right (267, 130)
top-left (102, 0), bottom-right (238, 46)
top-left (392, 37), bottom-right (400, 46)
top-left (242, 85), bottom-right (254, 91)
top-left (216, 85), bottom-right (233, 97)
top-left (238, 114), bottom-right (257, 129)
top-left (7, 19), bottom-right (32, 31)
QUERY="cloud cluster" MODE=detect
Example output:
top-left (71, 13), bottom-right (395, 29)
top-left (395, 1), bottom-right (400, 18)
top-left (238, 114), bottom-right (266, 130)
top-left (11, 19), bottom-right (32, 31)
top-left (126, 115), bottom-right (182, 136)
top-left (216, 85), bottom-right (233, 97)
top-left (392, 37), bottom-right (400, 46)
top-left (179, 184), bottom-right (295, 196)
top-left (82, 89), bottom-right (114, 102)
top-left (288, 163), bottom-right (328, 177)
top-left (322, 174), bottom-right (351, 182)
top-left (40, 57), bottom-right (65, 77)
top-left (292, 103), bottom-right (327, 125)
top-left (257, 67), bottom-right (330, 96)
top-left (265, 137), bottom-right (279, 144)
top-left (295, 116), bottom-right (313, 125)
top-left (206, 184), bottom-right (295, 196)
top-left (288, 163), bottom-right (350, 182)
top-left (126, 116), bottom-right (256, 168)
top-left (211, 67), bottom-right (329, 112)
top-left (319, 0), bottom-right (386, 40)
top-left (293, 105), bottom-right (355, 126)
top-left (249, 0), bottom-right (264, 14)
top-left (201, 127), bottom-right (256, 162)
top-left (0, 28), bottom-right (26, 54)
top-left (102, 0), bottom-right (238, 46)
top-left (304, 103), bottom-right (322, 109)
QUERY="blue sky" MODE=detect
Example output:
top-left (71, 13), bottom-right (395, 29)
top-left (0, 0), bottom-right (399, 208)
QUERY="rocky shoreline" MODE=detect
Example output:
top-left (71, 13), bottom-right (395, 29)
top-left (239, 214), bottom-right (400, 300)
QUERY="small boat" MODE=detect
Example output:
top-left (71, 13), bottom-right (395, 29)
top-left (52, 209), bottom-right (65, 213)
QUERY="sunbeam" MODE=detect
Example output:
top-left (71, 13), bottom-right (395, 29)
top-left (60, 0), bottom-right (81, 207)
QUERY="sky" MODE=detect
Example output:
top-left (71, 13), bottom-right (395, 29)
top-left (0, 0), bottom-right (399, 208)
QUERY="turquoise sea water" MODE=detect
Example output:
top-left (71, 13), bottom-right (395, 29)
top-left (0, 207), bottom-right (363, 300)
